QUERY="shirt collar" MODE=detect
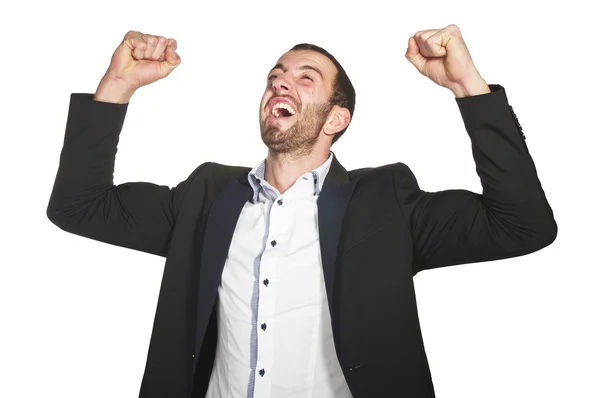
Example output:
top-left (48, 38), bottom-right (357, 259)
top-left (248, 152), bottom-right (334, 203)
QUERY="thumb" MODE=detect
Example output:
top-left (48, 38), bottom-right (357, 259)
top-left (405, 36), bottom-right (426, 73)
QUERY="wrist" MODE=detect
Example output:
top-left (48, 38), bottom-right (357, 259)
top-left (450, 77), bottom-right (491, 98)
top-left (93, 75), bottom-right (137, 104)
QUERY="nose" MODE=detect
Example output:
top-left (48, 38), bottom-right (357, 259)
top-left (272, 74), bottom-right (290, 92)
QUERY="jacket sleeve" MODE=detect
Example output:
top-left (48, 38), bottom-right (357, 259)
top-left (47, 93), bottom-right (207, 258)
top-left (392, 85), bottom-right (557, 274)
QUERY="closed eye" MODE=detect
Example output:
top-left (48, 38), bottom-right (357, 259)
top-left (302, 75), bottom-right (313, 81)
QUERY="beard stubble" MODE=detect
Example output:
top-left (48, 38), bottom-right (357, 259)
top-left (260, 102), bottom-right (333, 157)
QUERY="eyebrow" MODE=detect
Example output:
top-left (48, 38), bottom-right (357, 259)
top-left (269, 63), bottom-right (323, 79)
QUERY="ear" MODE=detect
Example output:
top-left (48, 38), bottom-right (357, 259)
top-left (323, 105), bottom-right (351, 137)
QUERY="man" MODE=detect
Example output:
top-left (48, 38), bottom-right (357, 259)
top-left (47, 25), bottom-right (557, 398)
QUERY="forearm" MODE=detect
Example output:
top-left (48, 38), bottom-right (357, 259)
top-left (456, 84), bottom-right (556, 245)
top-left (48, 93), bottom-right (127, 222)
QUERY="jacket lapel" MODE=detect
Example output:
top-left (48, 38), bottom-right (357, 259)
top-left (193, 178), bottom-right (253, 362)
top-left (317, 154), bottom-right (358, 323)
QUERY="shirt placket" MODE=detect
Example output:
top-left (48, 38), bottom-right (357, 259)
top-left (252, 186), bottom-right (284, 397)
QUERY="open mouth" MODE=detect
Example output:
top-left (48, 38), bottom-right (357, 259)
top-left (271, 102), bottom-right (297, 118)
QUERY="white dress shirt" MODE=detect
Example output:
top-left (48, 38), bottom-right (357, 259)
top-left (205, 152), bottom-right (353, 398)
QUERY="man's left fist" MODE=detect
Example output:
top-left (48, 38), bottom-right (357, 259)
top-left (405, 24), bottom-right (490, 97)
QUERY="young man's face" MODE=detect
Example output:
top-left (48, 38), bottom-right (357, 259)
top-left (259, 49), bottom-right (338, 155)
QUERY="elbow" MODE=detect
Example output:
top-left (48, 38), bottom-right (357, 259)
top-left (46, 197), bottom-right (70, 231)
top-left (515, 196), bottom-right (558, 254)
top-left (547, 216), bottom-right (558, 244)
top-left (46, 201), bottom-right (63, 228)
top-left (539, 218), bottom-right (558, 249)
top-left (524, 216), bottom-right (558, 254)
top-left (538, 200), bottom-right (558, 249)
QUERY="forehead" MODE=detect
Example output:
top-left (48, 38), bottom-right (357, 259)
top-left (273, 49), bottom-right (338, 82)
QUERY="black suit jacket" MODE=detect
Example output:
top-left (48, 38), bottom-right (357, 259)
top-left (47, 84), bottom-right (557, 397)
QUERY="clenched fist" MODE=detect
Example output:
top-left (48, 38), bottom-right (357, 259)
top-left (405, 24), bottom-right (490, 98)
top-left (94, 30), bottom-right (182, 103)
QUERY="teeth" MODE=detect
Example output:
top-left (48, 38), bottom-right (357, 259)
top-left (271, 102), bottom-right (296, 117)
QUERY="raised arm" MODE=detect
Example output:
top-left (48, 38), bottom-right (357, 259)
top-left (46, 30), bottom-right (196, 257)
top-left (397, 25), bottom-right (557, 273)
top-left (393, 85), bottom-right (556, 273)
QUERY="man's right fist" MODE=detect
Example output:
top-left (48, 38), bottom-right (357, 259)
top-left (94, 31), bottom-right (181, 103)
top-left (105, 30), bottom-right (181, 90)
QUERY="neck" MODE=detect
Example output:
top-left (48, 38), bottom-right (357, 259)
top-left (264, 146), bottom-right (330, 194)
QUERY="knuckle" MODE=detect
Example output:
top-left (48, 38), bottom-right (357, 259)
top-left (124, 30), bottom-right (139, 44)
top-left (447, 25), bottom-right (460, 35)
top-left (158, 37), bottom-right (167, 45)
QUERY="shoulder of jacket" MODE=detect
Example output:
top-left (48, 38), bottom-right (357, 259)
top-left (349, 162), bottom-right (414, 178)
top-left (190, 161), bottom-right (251, 180)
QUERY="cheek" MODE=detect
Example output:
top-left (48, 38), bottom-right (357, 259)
top-left (299, 85), bottom-right (325, 102)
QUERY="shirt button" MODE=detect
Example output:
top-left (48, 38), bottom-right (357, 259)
top-left (259, 369), bottom-right (265, 377)
top-left (270, 240), bottom-right (277, 247)
top-left (261, 323), bottom-right (267, 331)
top-left (277, 198), bottom-right (283, 206)
top-left (263, 279), bottom-right (269, 286)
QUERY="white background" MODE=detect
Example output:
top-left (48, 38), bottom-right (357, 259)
top-left (1, 0), bottom-right (598, 397)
